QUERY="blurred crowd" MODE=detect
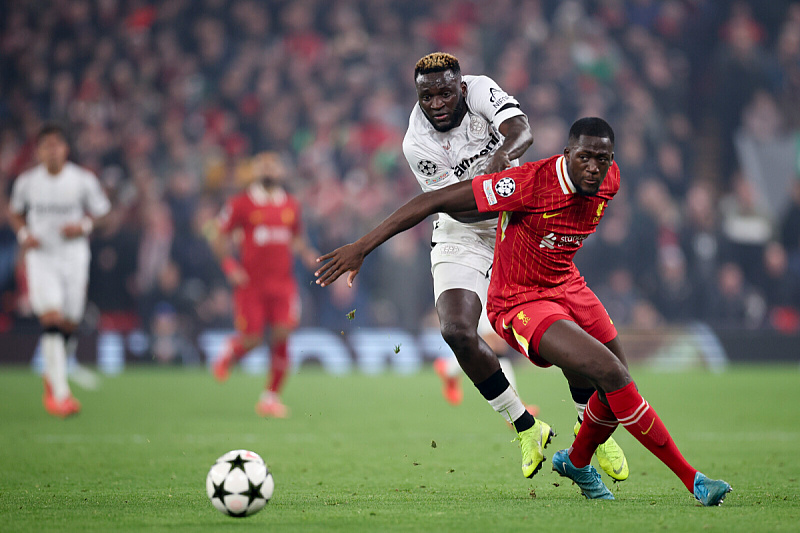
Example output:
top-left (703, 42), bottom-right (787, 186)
top-left (2, 0), bottom-right (800, 354)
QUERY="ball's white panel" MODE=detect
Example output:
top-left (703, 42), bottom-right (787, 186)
top-left (261, 472), bottom-right (275, 500)
top-left (243, 461), bottom-right (267, 483)
top-left (223, 469), bottom-right (249, 493)
top-left (224, 494), bottom-right (249, 515)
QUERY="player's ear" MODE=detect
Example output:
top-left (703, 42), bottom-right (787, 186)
top-left (610, 151), bottom-right (615, 162)
top-left (563, 146), bottom-right (570, 158)
top-left (460, 81), bottom-right (467, 97)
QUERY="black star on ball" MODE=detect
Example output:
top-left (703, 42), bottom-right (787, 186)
top-left (226, 454), bottom-right (248, 472)
top-left (243, 478), bottom-right (264, 507)
top-left (211, 480), bottom-right (232, 502)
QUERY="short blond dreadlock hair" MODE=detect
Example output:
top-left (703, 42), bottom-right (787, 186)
top-left (414, 52), bottom-right (461, 79)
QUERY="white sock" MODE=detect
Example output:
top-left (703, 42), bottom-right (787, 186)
top-left (443, 355), bottom-right (461, 377)
top-left (574, 402), bottom-right (586, 423)
top-left (487, 386), bottom-right (527, 425)
top-left (42, 333), bottom-right (70, 400)
top-left (498, 356), bottom-right (517, 391)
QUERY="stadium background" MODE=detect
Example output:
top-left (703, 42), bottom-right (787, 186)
top-left (1, 0), bottom-right (800, 370)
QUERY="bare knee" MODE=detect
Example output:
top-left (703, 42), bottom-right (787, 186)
top-left (39, 311), bottom-right (63, 329)
top-left (440, 320), bottom-right (479, 358)
top-left (595, 358), bottom-right (631, 393)
top-left (240, 334), bottom-right (262, 351)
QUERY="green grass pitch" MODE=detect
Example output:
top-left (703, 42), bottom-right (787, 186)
top-left (1, 364), bottom-right (799, 532)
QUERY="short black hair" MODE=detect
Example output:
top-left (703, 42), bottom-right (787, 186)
top-left (36, 122), bottom-right (68, 144)
top-left (414, 52), bottom-right (461, 79)
top-left (568, 117), bottom-right (614, 145)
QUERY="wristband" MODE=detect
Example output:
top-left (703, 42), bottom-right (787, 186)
top-left (17, 226), bottom-right (30, 244)
top-left (81, 217), bottom-right (94, 235)
top-left (221, 257), bottom-right (242, 276)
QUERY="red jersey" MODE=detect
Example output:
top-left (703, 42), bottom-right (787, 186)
top-left (218, 184), bottom-right (302, 290)
top-left (472, 154), bottom-right (620, 316)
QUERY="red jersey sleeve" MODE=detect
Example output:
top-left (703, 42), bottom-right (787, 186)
top-left (471, 162), bottom-right (540, 213)
top-left (290, 196), bottom-right (302, 238)
top-left (217, 197), bottom-right (243, 234)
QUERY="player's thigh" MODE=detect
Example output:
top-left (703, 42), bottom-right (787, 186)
top-left (25, 251), bottom-right (65, 317)
top-left (495, 299), bottom-right (571, 367)
top-left (432, 261), bottom-right (489, 327)
top-left (538, 319), bottom-right (629, 391)
top-left (263, 290), bottom-right (300, 332)
top-left (563, 282), bottom-right (618, 347)
top-left (60, 253), bottom-right (90, 323)
top-left (233, 287), bottom-right (266, 336)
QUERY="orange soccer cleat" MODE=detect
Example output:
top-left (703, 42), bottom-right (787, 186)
top-left (212, 352), bottom-right (234, 383)
top-left (43, 379), bottom-right (81, 418)
top-left (433, 357), bottom-right (463, 406)
top-left (255, 396), bottom-right (290, 418)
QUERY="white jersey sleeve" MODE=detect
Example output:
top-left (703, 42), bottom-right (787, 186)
top-left (402, 132), bottom-right (458, 193)
top-left (464, 75), bottom-right (525, 130)
top-left (80, 168), bottom-right (111, 218)
top-left (9, 172), bottom-right (31, 215)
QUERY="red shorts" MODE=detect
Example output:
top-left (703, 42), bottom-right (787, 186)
top-left (233, 285), bottom-right (300, 335)
top-left (490, 278), bottom-right (617, 368)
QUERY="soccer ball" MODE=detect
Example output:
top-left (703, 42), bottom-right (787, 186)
top-left (206, 449), bottom-right (274, 517)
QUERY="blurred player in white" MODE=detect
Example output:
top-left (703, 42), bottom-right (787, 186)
top-left (9, 124), bottom-right (110, 417)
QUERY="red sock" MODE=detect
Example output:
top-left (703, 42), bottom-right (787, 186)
top-left (268, 339), bottom-right (289, 394)
top-left (569, 392), bottom-right (619, 468)
top-left (224, 337), bottom-right (249, 363)
top-left (606, 382), bottom-right (697, 492)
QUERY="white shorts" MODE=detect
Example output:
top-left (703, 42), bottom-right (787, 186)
top-left (25, 248), bottom-right (90, 323)
top-left (431, 260), bottom-right (497, 337)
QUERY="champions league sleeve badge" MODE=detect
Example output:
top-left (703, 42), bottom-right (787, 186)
top-left (495, 177), bottom-right (516, 197)
top-left (417, 160), bottom-right (438, 177)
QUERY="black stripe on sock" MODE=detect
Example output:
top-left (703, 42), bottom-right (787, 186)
top-left (475, 369), bottom-right (510, 401)
top-left (513, 410), bottom-right (535, 432)
top-left (569, 386), bottom-right (595, 405)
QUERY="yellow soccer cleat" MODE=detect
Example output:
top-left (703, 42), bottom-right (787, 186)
top-left (518, 419), bottom-right (555, 478)
top-left (574, 421), bottom-right (629, 481)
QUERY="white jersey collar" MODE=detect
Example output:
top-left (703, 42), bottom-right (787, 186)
top-left (248, 183), bottom-right (286, 205)
top-left (555, 155), bottom-right (577, 195)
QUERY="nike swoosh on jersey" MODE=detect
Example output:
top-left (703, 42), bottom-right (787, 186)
top-left (542, 212), bottom-right (559, 219)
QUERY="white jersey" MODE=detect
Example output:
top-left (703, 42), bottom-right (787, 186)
top-left (402, 75), bottom-right (526, 249)
top-left (10, 162), bottom-right (110, 255)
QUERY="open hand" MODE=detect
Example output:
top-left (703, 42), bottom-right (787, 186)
top-left (314, 243), bottom-right (365, 287)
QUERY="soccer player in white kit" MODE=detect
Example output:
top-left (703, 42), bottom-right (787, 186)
top-left (9, 124), bottom-right (111, 417)
top-left (399, 53), bottom-right (627, 480)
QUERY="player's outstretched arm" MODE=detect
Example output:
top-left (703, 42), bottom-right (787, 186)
top-left (315, 180), bottom-right (477, 287)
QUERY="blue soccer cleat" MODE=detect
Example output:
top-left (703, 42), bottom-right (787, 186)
top-left (693, 472), bottom-right (732, 506)
top-left (552, 449), bottom-right (615, 500)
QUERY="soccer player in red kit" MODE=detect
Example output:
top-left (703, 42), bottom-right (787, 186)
top-left (208, 152), bottom-right (318, 418)
top-left (315, 118), bottom-right (731, 506)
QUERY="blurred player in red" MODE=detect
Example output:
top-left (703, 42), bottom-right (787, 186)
top-left (315, 118), bottom-right (731, 506)
top-left (207, 152), bottom-right (318, 418)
